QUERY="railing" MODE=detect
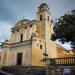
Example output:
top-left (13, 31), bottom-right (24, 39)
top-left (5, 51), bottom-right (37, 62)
top-left (50, 57), bottom-right (75, 66)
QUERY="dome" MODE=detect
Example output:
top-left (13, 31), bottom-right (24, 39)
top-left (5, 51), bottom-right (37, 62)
top-left (39, 3), bottom-right (49, 9)
top-left (40, 3), bottom-right (48, 6)
top-left (15, 19), bottom-right (30, 27)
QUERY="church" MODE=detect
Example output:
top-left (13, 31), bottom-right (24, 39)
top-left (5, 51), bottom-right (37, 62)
top-left (1, 3), bottom-right (74, 67)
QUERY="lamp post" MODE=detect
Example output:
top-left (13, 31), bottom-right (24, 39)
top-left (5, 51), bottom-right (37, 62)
top-left (0, 42), bottom-right (4, 49)
top-left (50, 58), bottom-right (56, 75)
top-left (43, 41), bottom-right (48, 75)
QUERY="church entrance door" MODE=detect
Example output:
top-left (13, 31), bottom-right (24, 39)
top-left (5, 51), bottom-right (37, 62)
top-left (17, 53), bottom-right (22, 65)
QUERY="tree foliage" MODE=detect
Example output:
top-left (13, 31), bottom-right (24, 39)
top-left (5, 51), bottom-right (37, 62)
top-left (51, 10), bottom-right (75, 49)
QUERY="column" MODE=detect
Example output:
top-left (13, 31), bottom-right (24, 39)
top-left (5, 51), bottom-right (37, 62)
top-left (13, 50), bottom-right (17, 65)
top-left (6, 51), bottom-right (9, 66)
top-left (22, 49), bottom-right (25, 66)
top-left (24, 28), bottom-right (26, 40)
top-left (29, 44), bottom-right (32, 66)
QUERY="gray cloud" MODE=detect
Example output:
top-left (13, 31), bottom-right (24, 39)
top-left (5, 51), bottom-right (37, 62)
top-left (1, 0), bottom-right (75, 22)
top-left (0, 0), bottom-right (75, 49)
top-left (0, 21), bottom-right (12, 42)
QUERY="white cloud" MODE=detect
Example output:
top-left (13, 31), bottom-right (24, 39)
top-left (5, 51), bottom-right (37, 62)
top-left (0, 21), bottom-right (12, 42)
top-left (62, 43), bottom-right (72, 50)
top-left (56, 40), bottom-right (72, 50)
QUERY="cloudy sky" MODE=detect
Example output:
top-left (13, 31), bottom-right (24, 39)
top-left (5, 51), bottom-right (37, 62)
top-left (0, 0), bottom-right (75, 50)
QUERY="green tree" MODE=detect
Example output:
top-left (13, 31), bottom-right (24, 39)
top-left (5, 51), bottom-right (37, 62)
top-left (51, 10), bottom-right (75, 49)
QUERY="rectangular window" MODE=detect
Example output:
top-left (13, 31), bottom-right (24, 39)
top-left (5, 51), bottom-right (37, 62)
top-left (40, 45), bottom-right (42, 49)
top-left (25, 26), bottom-right (27, 29)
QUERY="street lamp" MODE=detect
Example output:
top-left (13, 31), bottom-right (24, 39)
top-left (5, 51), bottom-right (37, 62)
top-left (43, 41), bottom-right (48, 75)
top-left (0, 42), bottom-right (4, 49)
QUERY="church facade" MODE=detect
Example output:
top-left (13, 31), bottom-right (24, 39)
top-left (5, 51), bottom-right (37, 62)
top-left (1, 3), bottom-right (59, 67)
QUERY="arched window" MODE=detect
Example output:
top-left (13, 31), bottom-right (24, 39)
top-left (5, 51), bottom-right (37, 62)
top-left (48, 16), bottom-right (49, 21)
top-left (20, 34), bottom-right (23, 42)
top-left (40, 15), bottom-right (42, 20)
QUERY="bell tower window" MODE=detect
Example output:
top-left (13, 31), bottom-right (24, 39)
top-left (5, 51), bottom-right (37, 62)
top-left (48, 16), bottom-right (49, 21)
top-left (40, 15), bottom-right (42, 20)
top-left (20, 34), bottom-right (23, 42)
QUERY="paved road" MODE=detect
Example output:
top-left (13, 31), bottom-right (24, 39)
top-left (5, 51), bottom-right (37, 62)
top-left (0, 70), bottom-right (14, 75)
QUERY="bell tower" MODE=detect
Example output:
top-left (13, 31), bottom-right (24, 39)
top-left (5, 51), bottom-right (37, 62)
top-left (37, 3), bottom-right (50, 21)
top-left (37, 3), bottom-right (57, 58)
top-left (37, 3), bottom-right (52, 40)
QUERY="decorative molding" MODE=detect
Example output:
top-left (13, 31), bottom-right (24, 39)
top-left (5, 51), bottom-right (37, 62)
top-left (3, 39), bottom-right (32, 48)
top-left (11, 20), bottom-right (37, 31)
top-left (37, 9), bottom-right (51, 15)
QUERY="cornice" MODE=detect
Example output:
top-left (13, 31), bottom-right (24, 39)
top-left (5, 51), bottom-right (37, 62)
top-left (11, 20), bottom-right (37, 31)
top-left (37, 9), bottom-right (51, 15)
top-left (3, 39), bottom-right (32, 48)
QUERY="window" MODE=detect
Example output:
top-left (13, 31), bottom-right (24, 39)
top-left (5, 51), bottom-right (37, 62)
top-left (51, 20), bottom-right (53, 23)
top-left (20, 34), bottom-right (23, 42)
top-left (40, 45), bottom-right (42, 49)
top-left (25, 26), bottom-right (27, 29)
top-left (12, 31), bottom-right (14, 33)
top-left (40, 15), bottom-right (42, 20)
top-left (30, 25), bottom-right (32, 27)
top-left (17, 29), bottom-right (19, 32)
top-left (48, 16), bottom-right (49, 21)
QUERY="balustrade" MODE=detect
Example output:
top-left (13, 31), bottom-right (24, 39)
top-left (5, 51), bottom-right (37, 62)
top-left (50, 57), bottom-right (75, 66)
